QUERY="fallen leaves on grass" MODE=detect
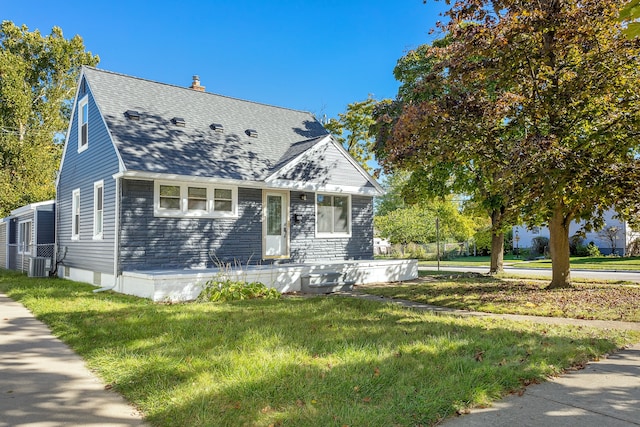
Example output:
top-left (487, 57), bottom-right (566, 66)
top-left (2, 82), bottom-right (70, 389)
top-left (360, 277), bottom-right (640, 321)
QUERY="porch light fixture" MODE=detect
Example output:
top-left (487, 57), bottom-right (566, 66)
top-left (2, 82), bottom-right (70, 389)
top-left (172, 117), bottom-right (186, 127)
top-left (125, 110), bottom-right (140, 120)
top-left (245, 129), bottom-right (258, 138)
top-left (300, 193), bottom-right (307, 201)
top-left (210, 123), bottom-right (224, 133)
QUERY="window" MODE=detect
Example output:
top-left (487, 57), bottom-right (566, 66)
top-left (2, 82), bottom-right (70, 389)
top-left (78, 96), bottom-right (89, 152)
top-left (93, 181), bottom-right (104, 239)
top-left (188, 187), bottom-right (207, 212)
top-left (159, 185), bottom-right (180, 210)
top-left (154, 181), bottom-right (237, 218)
top-left (214, 188), bottom-right (233, 212)
top-left (72, 189), bottom-right (80, 239)
top-left (18, 221), bottom-right (32, 254)
top-left (316, 193), bottom-right (350, 236)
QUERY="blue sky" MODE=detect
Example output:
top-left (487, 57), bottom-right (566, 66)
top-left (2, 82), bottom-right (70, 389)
top-left (2, 0), bottom-right (447, 120)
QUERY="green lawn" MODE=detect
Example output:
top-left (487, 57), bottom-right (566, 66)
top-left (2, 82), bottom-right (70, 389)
top-left (514, 256), bottom-right (640, 271)
top-left (361, 274), bottom-right (640, 321)
top-left (419, 256), bottom-right (640, 271)
top-left (1, 271), bottom-right (638, 426)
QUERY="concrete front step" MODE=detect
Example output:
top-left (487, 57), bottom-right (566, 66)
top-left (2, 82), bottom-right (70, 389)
top-left (301, 272), bottom-right (355, 294)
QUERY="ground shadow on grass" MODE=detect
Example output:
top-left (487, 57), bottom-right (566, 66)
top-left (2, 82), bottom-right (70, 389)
top-left (3, 277), bottom-right (633, 427)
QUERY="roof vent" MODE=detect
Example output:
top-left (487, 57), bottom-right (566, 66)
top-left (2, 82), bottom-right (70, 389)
top-left (172, 117), bottom-right (186, 127)
top-left (245, 129), bottom-right (258, 138)
top-left (125, 110), bottom-right (140, 120)
top-left (210, 123), bottom-right (224, 133)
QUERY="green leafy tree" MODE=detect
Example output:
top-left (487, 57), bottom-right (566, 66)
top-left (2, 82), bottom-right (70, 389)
top-left (374, 170), bottom-right (410, 216)
top-left (325, 96), bottom-right (390, 174)
top-left (620, 0), bottom-right (640, 38)
top-left (375, 197), bottom-right (477, 245)
top-left (374, 33), bottom-right (523, 274)
top-left (377, 0), bottom-right (640, 288)
top-left (0, 21), bottom-right (99, 216)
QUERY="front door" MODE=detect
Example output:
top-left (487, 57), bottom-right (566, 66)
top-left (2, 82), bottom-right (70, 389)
top-left (263, 191), bottom-right (289, 258)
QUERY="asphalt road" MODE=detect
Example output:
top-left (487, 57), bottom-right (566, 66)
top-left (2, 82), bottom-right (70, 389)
top-left (419, 265), bottom-right (640, 283)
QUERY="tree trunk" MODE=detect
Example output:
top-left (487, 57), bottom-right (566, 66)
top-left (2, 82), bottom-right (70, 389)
top-left (547, 207), bottom-right (572, 289)
top-left (489, 231), bottom-right (504, 274)
top-left (489, 209), bottom-right (504, 274)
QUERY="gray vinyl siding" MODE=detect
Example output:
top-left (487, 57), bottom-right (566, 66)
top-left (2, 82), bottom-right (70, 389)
top-left (36, 209), bottom-right (55, 244)
top-left (119, 182), bottom-right (373, 271)
top-left (290, 192), bottom-right (374, 262)
top-left (0, 222), bottom-right (6, 269)
top-left (56, 79), bottom-right (120, 274)
top-left (36, 208), bottom-right (55, 258)
top-left (6, 211), bottom-right (34, 272)
top-left (119, 180), bottom-right (263, 271)
top-left (279, 142), bottom-right (375, 190)
top-left (7, 220), bottom-right (16, 270)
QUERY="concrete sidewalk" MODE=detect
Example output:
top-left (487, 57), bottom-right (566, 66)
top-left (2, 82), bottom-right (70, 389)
top-left (0, 293), bottom-right (146, 427)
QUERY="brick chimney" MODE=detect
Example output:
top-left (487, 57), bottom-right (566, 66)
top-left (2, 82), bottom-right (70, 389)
top-left (190, 75), bottom-right (205, 92)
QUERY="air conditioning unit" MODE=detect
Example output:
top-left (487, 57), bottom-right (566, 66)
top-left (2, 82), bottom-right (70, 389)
top-left (29, 257), bottom-right (51, 278)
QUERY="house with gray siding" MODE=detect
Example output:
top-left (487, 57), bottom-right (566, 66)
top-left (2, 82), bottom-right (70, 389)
top-left (56, 67), bottom-right (416, 300)
top-left (0, 201), bottom-right (55, 276)
top-left (514, 208), bottom-right (640, 256)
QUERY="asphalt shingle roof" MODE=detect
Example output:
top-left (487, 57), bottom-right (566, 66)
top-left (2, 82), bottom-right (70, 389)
top-left (83, 67), bottom-right (329, 181)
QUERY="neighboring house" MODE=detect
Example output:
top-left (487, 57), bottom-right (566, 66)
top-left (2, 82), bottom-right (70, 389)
top-left (374, 238), bottom-right (391, 255)
top-left (514, 208), bottom-right (640, 256)
top-left (0, 201), bottom-right (55, 276)
top-left (56, 67), bottom-right (416, 300)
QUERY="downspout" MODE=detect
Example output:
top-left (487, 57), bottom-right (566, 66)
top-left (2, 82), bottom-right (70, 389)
top-left (94, 175), bottom-right (121, 293)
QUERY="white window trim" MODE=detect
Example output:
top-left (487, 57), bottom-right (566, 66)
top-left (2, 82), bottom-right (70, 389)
top-left (78, 96), bottom-right (89, 153)
top-left (72, 189), bottom-right (80, 240)
top-left (153, 181), bottom-right (238, 218)
top-left (18, 220), bottom-right (33, 255)
top-left (315, 192), bottom-right (352, 238)
top-left (93, 180), bottom-right (104, 239)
